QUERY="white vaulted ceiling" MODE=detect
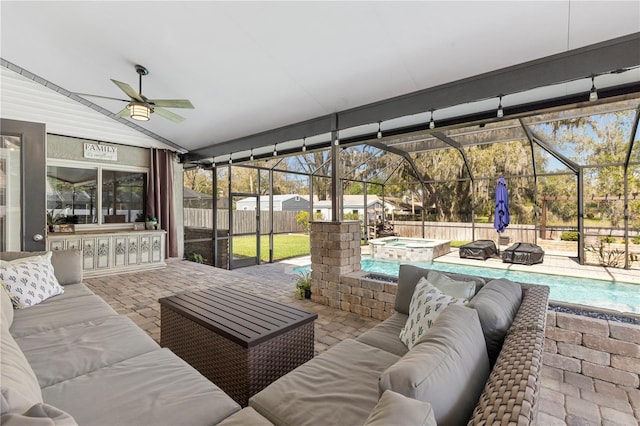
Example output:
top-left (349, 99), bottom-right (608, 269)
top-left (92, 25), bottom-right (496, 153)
top-left (1, 1), bottom-right (639, 153)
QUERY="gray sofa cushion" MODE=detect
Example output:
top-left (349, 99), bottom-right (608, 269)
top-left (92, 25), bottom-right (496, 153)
top-left (356, 312), bottom-right (409, 356)
top-left (395, 265), bottom-right (486, 314)
top-left (0, 251), bottom-right (81, 286)
top-left (10, 295), bottom-right (117, 338)
top-left (1, 321), bottom-right (43, 414)
top-left (218, 407), bottom-right (274, 426)
top-left (1, 403), bottom-right (78, 426)
top-left (364, 390), bottom-right (436, 426)
top-left (42, 348), bottom-right (240, 426)
top-left (379, 305), bottom-right (490, 426)
top-left (1, 283), bottom-right (14, 326)
top-left (468, 278), bottom-right (522, 364)
top-left (17, 316), bottom-right (159, 387)
top-left (45, 283), bottom-right (94, 301)
top-left (250, 339), bottom-right (400, 426)
top-left (50, 250), bottom-right (82, 286)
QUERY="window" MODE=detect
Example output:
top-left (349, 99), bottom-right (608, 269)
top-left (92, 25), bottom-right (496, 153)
top-left (47, 164), bottom-right (147, 226)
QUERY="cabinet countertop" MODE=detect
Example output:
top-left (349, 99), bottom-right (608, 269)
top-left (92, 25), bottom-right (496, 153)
top-left (48, 229), bottom-right (166, 236)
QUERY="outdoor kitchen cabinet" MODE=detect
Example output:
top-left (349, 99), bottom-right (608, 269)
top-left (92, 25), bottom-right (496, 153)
top-left (47, 230), bottom-right (166, 277)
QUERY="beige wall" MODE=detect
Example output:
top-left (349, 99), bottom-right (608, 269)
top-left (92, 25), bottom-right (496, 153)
top-left (47, 134), bottom-right (149, 167)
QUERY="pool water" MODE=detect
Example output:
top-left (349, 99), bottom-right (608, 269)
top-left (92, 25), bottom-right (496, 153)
top-left (293, 257), bottom-right (640, 314)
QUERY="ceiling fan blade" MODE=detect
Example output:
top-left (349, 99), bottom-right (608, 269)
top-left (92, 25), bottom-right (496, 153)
top-left (116, 106), bottom-right (130, 117)
top-left (154, 107), bottom-right (186, 123)
top-left (148, 99), bottom-right (194, 109)
top-left (111, 79), bottom-right (144, 102)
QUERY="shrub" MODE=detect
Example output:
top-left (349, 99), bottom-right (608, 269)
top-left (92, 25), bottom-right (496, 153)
top-left (295, 211), bottom-right (311, 231)
top-left (600, 236), bottom-right (616, 244)
top-left (632, 236), bottom-right (640, 245)
top-left (343, 212), bottom-right (360, 221)
top-left (186, 252), bottom-right (206, 264)
top-left (560, 231), bottom-right (579, 241)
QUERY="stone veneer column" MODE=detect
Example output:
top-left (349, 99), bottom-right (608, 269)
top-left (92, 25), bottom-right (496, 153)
top-left (310, 221), bottom-right (361, 309)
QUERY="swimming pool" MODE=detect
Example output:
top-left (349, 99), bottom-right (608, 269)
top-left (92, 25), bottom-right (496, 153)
top-left (293, 257), bottom-right (640, 314)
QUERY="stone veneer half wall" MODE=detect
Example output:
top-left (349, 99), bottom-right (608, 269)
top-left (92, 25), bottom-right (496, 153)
top-left (310, 220), bottom-right (397, 320)
top-left (545, 310), bottom-right (640, 388)
top-left (310, 221), bottom-right (361, 310)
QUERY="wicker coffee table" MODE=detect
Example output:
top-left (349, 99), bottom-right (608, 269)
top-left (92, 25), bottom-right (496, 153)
top-left (159, 287), bottom-right (317, 406)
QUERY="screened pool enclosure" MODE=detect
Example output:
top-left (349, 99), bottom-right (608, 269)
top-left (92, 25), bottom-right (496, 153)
top-left (183, 95), bottom-right (640, 271)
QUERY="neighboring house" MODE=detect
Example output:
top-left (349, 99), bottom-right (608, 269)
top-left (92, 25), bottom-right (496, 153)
top-left (235, 194), bottom-right (310, 212)
top-left (313, 195), bottom-right (396, 221)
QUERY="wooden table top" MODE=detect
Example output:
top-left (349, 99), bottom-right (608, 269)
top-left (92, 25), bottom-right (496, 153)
top-left (159, 287), bottom-right (317, 348)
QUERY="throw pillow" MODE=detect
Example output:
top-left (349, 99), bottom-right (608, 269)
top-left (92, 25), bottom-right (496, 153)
top-left (426, 270), bottom-right (476, 300)
top-left (0, 252), bottom-right (52, 269)
top-left (0, 259), bottom-right (64, 309)
top-left (468, 278), bottom-right (522, 364)
top-left (399, 278), bottom-right (464, 349)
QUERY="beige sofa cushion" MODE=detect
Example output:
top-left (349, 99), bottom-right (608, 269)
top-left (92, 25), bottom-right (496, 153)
top-left (365, 390), bottom-right (436, 426)
top-left (468, 278), bottom-right (522, 364)
top-left (0, 321), bottom-right (43, 414)
top-left (379, 305), bottom-right (490, 425)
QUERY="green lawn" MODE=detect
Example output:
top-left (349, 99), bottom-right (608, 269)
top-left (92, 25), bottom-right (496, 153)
top-left (232, 234), bottom-right (310, 262)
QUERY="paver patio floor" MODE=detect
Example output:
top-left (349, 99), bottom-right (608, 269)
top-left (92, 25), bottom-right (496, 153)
top-left (85, 258), bottom-right (639, 425)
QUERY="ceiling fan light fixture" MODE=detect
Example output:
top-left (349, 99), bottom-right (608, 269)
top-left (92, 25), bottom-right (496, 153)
top-left (129, 102), bottom-right (152, 121)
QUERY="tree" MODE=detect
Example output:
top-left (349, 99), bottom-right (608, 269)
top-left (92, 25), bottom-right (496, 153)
top-left (183, 169), bottom-right (213, 195)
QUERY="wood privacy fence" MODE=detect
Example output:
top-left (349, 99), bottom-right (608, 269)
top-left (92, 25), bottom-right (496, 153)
top-left (390, 221), bottom-right (537, 243)
top-left (184, 208), bottom-right (305, 234)
top-left (184, 210), bottom-right (635, 243)
top-left (390, 221), bottom-right (638, 244)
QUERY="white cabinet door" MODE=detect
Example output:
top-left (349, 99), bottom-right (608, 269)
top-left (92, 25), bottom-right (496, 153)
top-left (82, 238), bottom-right (96, 270)
top-left (114, 237), bottom-right (127, 267)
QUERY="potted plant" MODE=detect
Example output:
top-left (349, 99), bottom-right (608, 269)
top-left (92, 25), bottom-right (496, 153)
top-left (186, 252), bottom-right (206, 264)
top-left (46, 210), bottom-right (61, 232)
top-left (145, 217), bottom-right (158, 230)
top-left (295, 271), bottom-right (312, 299)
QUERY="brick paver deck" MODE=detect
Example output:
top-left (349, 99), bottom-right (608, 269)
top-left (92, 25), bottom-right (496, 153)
top-left (84, 259), bottom-right (639, 425)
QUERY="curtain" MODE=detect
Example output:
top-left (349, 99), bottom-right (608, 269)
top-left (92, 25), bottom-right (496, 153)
top-left (147, 148), bottom-right (178, 258)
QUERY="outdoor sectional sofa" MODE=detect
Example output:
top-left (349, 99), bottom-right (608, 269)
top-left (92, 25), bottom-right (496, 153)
top-left (0, 250), bottom-right (240, 425)
top-left (222, 264), bottom-right (550, 426)
top-left (2, 249), bottom-right (549, 425)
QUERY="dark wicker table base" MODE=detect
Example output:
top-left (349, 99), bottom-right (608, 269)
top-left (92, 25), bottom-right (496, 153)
top-left (161, 307), bottom-right (315, 406)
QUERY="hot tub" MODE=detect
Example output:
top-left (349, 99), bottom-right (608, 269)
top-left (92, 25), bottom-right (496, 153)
top-left (369, 237), bottom-right (451, 262)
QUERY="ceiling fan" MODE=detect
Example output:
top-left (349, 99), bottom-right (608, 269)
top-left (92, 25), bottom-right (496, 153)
top-left (79, 64), bottom-right (194, 123)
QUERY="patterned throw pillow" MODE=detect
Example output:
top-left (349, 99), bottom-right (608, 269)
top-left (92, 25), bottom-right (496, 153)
top-left (0, 259), bottom-right (64, 308)
top-left (399, 277), bottom-right (464, 349)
